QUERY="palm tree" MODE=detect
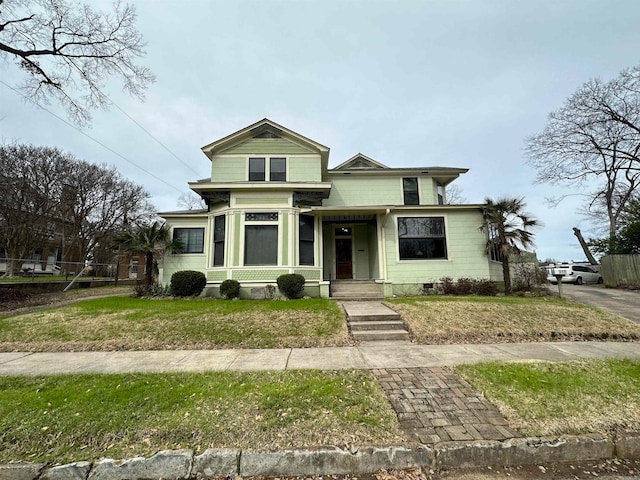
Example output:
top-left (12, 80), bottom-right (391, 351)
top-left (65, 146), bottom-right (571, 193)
top-left (116, 221), bottom-right (181, 289)
top-left (481, 197), bottom-right (540, 295)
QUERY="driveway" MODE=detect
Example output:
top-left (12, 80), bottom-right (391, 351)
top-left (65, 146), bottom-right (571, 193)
top-left (558, 283), bottom-right (640, 323)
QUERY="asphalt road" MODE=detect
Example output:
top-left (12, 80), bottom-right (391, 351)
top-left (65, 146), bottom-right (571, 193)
top-left (557, 283), bottom-right (640, 323)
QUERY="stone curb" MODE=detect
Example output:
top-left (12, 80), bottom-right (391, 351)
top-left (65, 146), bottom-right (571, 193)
top-left (2, 433), bottom-right (639, 480)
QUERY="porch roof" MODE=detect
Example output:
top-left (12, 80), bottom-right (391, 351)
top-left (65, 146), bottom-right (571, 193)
top-left (306, 204), bottom-right (485, 216)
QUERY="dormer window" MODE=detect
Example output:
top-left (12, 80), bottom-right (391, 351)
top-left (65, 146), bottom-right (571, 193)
top-left (248, 157), bottom-right (287, 182)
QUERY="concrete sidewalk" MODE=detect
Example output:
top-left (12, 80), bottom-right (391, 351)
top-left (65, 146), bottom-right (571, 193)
top-left (1, 341), bottom-right (640, 376)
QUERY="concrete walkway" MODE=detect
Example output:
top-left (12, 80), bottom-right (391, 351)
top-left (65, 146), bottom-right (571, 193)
top-left (2, 341), bottom-right (640, 376)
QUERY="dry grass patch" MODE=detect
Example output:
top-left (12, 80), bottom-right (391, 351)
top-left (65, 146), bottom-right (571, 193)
top-left (0, 370), bottom-right (406, 463)
top-left (386, 296), bottom-right (640, 344)
top-left (0, 296), bottom-right (349, 351)
top-left (456, 359), bottom-right (640, 436)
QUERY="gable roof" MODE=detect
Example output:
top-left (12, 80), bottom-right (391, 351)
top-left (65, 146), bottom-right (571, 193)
top-left (332, 153), bottom-right (389, 170)
top-left (200, 118), bottom-right (330, 169)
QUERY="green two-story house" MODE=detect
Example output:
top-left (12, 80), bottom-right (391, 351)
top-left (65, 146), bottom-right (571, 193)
top-left (159, 118), bottom-right (503, 297)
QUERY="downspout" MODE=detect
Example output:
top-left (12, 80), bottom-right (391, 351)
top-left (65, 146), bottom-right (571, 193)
top-left (380, 209), bottom-right (391, 281)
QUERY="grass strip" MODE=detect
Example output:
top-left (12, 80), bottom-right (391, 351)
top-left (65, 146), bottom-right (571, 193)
top-left (456, 359), bottom-right (640, 436)
top-left (0, 297), bottom-right (348, 351)
top-left (0, 370), bottom-right (405, 463)
top-left (386, 296), bottom-right (640, 344)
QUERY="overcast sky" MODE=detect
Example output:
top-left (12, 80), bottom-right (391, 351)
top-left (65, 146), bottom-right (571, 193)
top-left (2, 0), bottom-right (639, 262)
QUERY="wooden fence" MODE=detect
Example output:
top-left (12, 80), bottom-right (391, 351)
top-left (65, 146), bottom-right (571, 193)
top-left (601, 255), bottom-right (640, 287)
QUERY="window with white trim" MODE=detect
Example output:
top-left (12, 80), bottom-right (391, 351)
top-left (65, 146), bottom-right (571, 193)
top-left (213, 215), bottom-right (225, 267)
top-left (403, 177), bottom-right (419, 205)
top-left (248, 157), bottom-right (287, 181)
top-left (173, 228), bottom-right (205, 254)
top-left (299, 215), bottom-right (314, 266)
top-left (244, 212), bottom-right (278, 265)
top-left (398, 217), bottom-right (447, 260)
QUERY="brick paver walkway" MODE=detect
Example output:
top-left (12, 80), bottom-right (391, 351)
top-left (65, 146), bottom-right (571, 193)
top-left (373, 367), bottom-right (521, 444)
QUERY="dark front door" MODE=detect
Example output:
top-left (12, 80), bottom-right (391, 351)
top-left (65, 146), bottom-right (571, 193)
top-left (335, 238), bottom-right (353, 279)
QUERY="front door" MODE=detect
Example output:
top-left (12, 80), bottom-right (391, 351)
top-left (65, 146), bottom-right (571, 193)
top-left (335, 238), bottom-right (353, 279)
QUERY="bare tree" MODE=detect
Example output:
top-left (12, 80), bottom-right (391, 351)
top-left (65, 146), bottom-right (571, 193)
top-left (0, 0), bottom-right (154, 124)
top-left (177, 191), bottom-right (206, 211)
top-left (60, 160), bottom-right (154, 270)
top-left (0, 143), bottom-right (154, 277)
top-left (445, 184), bottom-right (467, 204)
top-left (0, 144), bottom-right (71, 276)
top-left (526, 68), bottom-right (640, 250)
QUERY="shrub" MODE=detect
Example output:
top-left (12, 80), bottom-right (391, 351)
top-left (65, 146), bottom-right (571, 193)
top-left (513, 263), bottom-right (548, 292)
top-left (131, 281), bottom-right (148, 298)
top-left (456, 277), bottom-right (474, 295)
top-left (220, 279), bottom-right (240, 299)
top-left (472, 279), bottom-right (498, 296)
top-left (170, 270), bottom-right (207, 297)
top-left (147, 284), bottom-right (172, 297)
top-left (440, 277), bottom-right (456, 295)
top-left (438, 277), bottom-right (498, 296)
top-left (277, 273), bottom-right (305, 299)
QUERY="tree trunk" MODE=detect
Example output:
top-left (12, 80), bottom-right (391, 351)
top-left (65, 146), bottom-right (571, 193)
top-left (145, 252), bottom-right (154, 288)
top-left (502, 257), bottom-right (512, 295)
top-left (572, 227), bottom-right (599, 265)
top-left (4, 258), bottom-right (24, 278)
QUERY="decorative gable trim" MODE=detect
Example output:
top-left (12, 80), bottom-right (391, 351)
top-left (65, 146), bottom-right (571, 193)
top-left (252, 130), bottom-right (280, 139)
top-left (332, 153), bottom-right (389, 171)
top-left (201, 118), bottom-right (329, 160)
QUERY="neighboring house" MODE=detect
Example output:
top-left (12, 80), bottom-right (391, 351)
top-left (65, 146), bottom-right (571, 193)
top-left (0, 222), bottom-right (81, 276)
top-left (116, 252), bottom-right (148, 280)
top-left (159, 119), bottom-right (503, 297)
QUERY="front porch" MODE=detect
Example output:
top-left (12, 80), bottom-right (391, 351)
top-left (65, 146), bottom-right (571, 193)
top-left (318, 213), bottom-right (384, 282)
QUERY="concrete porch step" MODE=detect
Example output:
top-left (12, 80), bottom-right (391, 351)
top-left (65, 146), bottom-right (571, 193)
top-left (330, 281), bottom-right (383, 300)
top-left (350, 320), bottom-right (407, 331)
top-left (331, 294), bottom-right (384, 301)
top-left (351, 330), bottom-right (411, 342)
top-left (347, 313), bottom-right (401, 322)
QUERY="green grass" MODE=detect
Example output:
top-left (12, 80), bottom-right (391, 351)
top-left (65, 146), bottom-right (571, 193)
top-left (0, 296), bottom-right (349, 351)
top-left (386, 295), bottom-right (640, 344)
top-left (456, 359), bottom-right (640, 436)
top-left (0, 370), bottom-right (405, 462)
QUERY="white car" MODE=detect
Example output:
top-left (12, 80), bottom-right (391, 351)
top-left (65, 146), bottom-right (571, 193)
top-left (547, 264), bottom-right (603, 285)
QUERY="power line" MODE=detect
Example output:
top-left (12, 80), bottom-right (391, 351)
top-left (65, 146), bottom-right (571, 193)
top-left (109, 101), bottom-right (201, 177)
top-left (10, 20), bottom-right (202, 179)
top-left (0, 80), bottom-right (185, 195)
top-left (60, 56), bottom-right (202, 177)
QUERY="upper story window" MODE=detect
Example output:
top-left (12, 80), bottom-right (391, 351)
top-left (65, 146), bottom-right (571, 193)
top-left (248, 157), bottom-right (287, 182)
top-left (403, 177), bottom-right (419, 205)
top-left (249, 157), bottom-right (265, 181)
top-left (437, 183), bottom-right (444, 205)
top-left (270, 157), bottom-right (286, 181)
top-left (174, 228), bottom-right (205, 254)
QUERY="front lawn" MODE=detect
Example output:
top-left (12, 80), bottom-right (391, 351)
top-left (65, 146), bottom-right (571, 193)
top-left (0, 370), bottom-right (406, 462)
top-left (456, 359), bottom-right (640, 436)
top-left (0, 296), bottom-right (349, 351)
top-left (386, 296), bottom-right (640, 344)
